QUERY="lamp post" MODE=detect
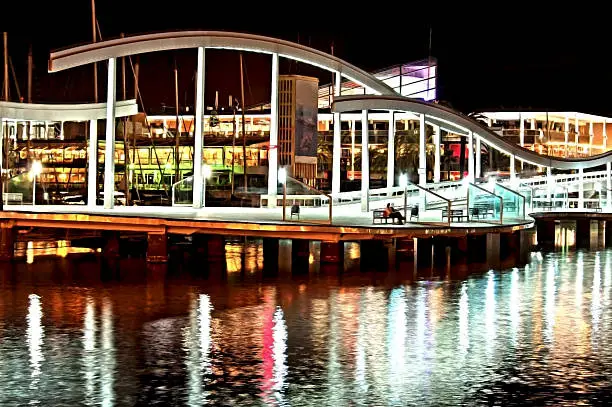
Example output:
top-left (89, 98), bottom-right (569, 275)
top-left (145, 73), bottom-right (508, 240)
top-left (278, 167), bottom-right (287, 221)
top-left (31, 160), bottom-right (42, 206)
top-left (399, 173), bottom-right (408, 221)
top-left (202, 164), bottom-right (212, 208)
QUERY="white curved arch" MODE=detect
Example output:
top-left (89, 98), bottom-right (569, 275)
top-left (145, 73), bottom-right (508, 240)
top-left (0, 100), bottom-right (138, 121)
top-left (49, 31), bottom-right (395, 96)
top-left (332, 95), bottom-right (612, 170)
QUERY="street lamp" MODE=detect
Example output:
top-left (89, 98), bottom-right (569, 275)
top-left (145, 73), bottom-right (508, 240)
top-left (202, 164), bottom-right (212, 207)
top-left (399, 173), bottom-right (408, 221)
top-left (278, 167), bottom-right (287, 221)
top-left (31, 160), bottom-right (42, 206)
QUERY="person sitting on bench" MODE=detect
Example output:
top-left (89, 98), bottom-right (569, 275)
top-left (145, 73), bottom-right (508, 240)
top-left (384, 203), bottom-right (405, 225)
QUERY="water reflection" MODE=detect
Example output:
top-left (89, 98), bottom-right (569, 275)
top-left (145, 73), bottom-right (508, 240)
top-left (2, 249), bottom-right (612, 404)
top-left (26, 294), bottom-right (44, 386)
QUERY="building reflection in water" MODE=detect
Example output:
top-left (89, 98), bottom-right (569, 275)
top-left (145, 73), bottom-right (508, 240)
top-left (458, 282), bottom-right (469, 359)
top-left (6, 247), bottom-right (612, 405)
top-left (184, 293), bottom-right (212, 406)
top-left (387, 287), bottom-right (406, 405)
top-left (83, 296), bottom-right (96, 405)
top-left (101, 298), bottom-right (114, 407)
top-left (27, 293), bottom-right (44, 391)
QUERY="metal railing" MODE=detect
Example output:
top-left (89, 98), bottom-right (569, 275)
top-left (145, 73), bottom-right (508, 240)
top-left (468, 182), bottom-right (503, 224)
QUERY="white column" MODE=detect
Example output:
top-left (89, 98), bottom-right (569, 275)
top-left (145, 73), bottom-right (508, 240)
top-left (361, 109), bottom-right (369, 212)
top-left (193, 47), bottom-right (205, 209)
top-left (575, 115), bottom-right (579, 145)
top-left (530, 118), bottom-right (536, 130)
top-left (607, 162), bottom-right (611, 208)
top-left (386, 110), bottom-right (395, 193)
top-left (267, 53), bottom-right (280, 207)
top-left (331, 70), bottom-right (342, 197)
top-left (547, 166), bottom-right (553, 200)
top-left (433, 125), bottom-right (441, 183)
top-left (519, 113), bottom-right (525, 147)
top-left (564, 115), bottom-right (569, 157)
top-left (0, 117), bottom-right (3, 183)
top-left (418, 113), bottom-right (426, 186)
top-left (88, 120), bottom-right (98, 207)
top-left (103, 58), bottom-right (117, 210)
top-left (59, 121), bottom-right (64, 140)
top-left (467, 131), bottom-right (474, 182)
top-left (350, 120), bottom-right (355, 177)
top-left (578, 168), bottom-right (584, 209)
top-left (475, 135), bottom-right (481, 179)
top-left (509, 155), bottom-right (516, 182)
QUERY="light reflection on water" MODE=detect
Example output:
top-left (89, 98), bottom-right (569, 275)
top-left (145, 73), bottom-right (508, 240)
top-left (2, 250), bottom-right (612, 405)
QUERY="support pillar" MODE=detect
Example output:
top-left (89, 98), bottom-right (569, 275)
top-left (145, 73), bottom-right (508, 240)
top-left (360, 240), bottom-right (388, 271)
top-left (578, 168), bottom-right (584, 209)
top-left (193, 47), bottom-right (205, 208)
top-left (518, 229), bottom-right (532, 265)
top-left (576, 219), bottom-right (592, 249)
top-left (146, 229), bottom-right (168, 263)
top-left (605, 220), bottom-right (612, 248)
top-left (263, 238), bottom-right (279, 276)
top-left (418, 113), bottom-right (426, 186)
top-left (415, 237), bottom-right (433, 270)
top-left (433, 125), bottom-right (441, 183)
top-left (486, 232), bottom-right (501, 270)
top-left (102, 231), bottom-right (120, 259)
top-left (267, 53), bottom-right (280, 207)
top-left (475, 135), bottom-right (481, 179)
top-left (0, 221), bottom-right (15, 261)
top-left (537, 219), bottom-right (556, 248)
top-left (509, 155), bottom-right (516, 182)
top-left (103, 58), bottom-right (117, 210)
top-left (291, 239), bottom-right (310, 274)
top-left (320, 241), bottom-right (344, 264)
top-left (386, 110), bottom-right (395, 193)
top-left (331, 71), bottom-right (342, 197)
top-left (467, 131), bottom-right (474, 182)
top-left (88, 119), bottom-right (98, 207)
top-left (361, 109), bottom-right (369, 212)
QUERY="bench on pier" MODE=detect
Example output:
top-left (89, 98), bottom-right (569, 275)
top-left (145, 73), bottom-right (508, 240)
top-left (538, 201), bottom-right (554, 211)
top-left (471, 203), bottom-right (495, 219)
top-left (290, 203), bottom-right (300, 219)
top-left (373, 208), bottom-right (405, 224)
top-left (2, 192), bottom-right (23, 205)
top-left (442, 208), bottom-right (468, 222)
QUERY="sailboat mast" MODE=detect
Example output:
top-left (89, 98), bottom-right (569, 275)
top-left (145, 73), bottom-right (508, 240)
top-left (27, 44), bottom-right (32, 103)
top-left (91, 0), bottom-right (98, 102)
top-left (240, 53), bottom-right (247, 192)
top-left (230, 95), bottom-right (236, 195)
top-left (3, 32), bottom-right (8, 101)
top-left (120, 33), bottom-right (130, 204)
top-left (174, 58), bottom-right (180, 186)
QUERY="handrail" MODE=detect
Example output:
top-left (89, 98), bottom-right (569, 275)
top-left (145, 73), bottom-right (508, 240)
top-left (408, 181), bottom-right (452, 226)
top-left (468, 182), bottom-right (504, 224)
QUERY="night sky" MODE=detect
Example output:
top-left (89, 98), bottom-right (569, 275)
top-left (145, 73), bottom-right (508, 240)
top-left (3, 3), bottom-right (610, 115)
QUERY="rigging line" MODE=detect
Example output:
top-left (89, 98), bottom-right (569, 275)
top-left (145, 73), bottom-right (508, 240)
top-left (8, 56), bottom-right (21, 101)
top-left (126, 55), bottom-right (168, 197)
top-left (243, 57), bottom-right (254, 107)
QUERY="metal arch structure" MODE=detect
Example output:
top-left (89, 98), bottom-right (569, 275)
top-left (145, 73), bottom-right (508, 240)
top-left (0, 100), bottom-right (138, 121)
top-left (48, 31), bottom-right (396, 96)
top-left (332, 95), bottom-right (612, 170)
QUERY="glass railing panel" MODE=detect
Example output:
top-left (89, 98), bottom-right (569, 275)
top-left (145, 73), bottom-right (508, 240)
top-left (171, 176), bottom-right (194, 206)
top-left (494, 183), bottom-right (526, 220)
top-left (468, 183), bottom-right (502, 224)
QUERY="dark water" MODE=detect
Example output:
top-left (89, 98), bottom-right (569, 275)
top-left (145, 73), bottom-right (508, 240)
top-left (1, 238), bottom-right (612, 405)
